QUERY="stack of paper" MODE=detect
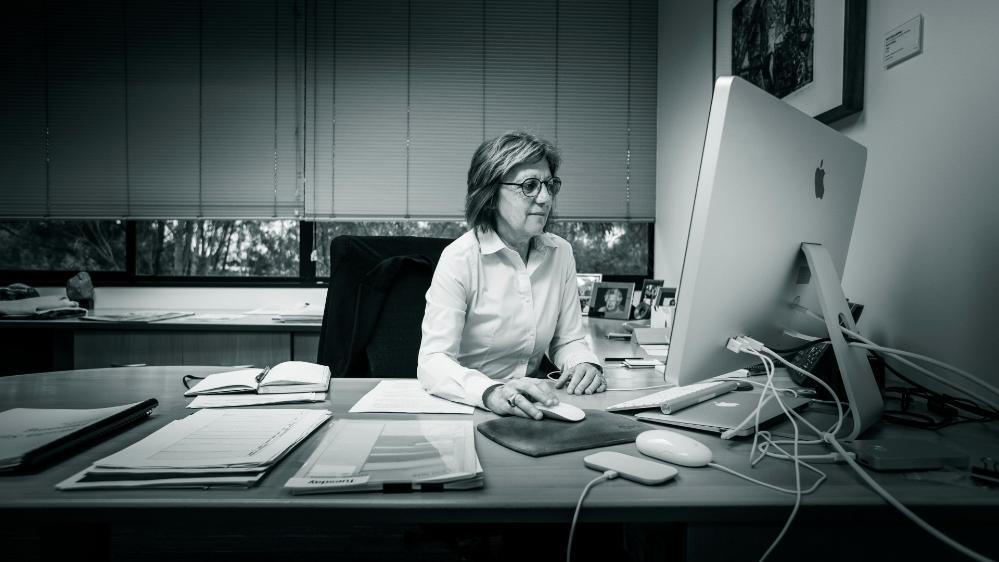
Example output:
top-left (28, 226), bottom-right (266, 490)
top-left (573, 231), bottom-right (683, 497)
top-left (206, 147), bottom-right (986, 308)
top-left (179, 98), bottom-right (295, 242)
top-left (57, 408), bottom-right (331, 490)
top-left (270, 303), bottom-right (324, 323)
top-left (0, 400), bottom-right (158, 472)
top-left (80, 311), bottom-right (194, 323)
top-left (285, 419), bottom-right (482, 493)
top-left (187, 392), bottom-right (326, 409)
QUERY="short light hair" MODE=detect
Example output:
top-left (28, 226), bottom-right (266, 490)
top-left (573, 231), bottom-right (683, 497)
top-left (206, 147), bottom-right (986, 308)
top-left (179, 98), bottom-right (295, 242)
top-left (465, 131), bottom-right (560, 233)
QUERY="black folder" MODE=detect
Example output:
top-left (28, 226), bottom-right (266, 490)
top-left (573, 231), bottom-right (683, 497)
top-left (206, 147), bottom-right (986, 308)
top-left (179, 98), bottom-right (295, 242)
top-left (0, 398), bottom-right (159, 473)
top-left (476, 409), bottom-right (651, 457)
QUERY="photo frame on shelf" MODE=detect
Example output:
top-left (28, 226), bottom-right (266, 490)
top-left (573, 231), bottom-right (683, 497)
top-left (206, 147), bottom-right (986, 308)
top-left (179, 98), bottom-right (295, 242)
top-left (576, 273), bottom-right (603, 314)
top-left (587, 282), bottom-right (634, 321)
top-left (633, 279), bottom-right (664, 320)
top-left (714, 0), bottom-right (866, 124)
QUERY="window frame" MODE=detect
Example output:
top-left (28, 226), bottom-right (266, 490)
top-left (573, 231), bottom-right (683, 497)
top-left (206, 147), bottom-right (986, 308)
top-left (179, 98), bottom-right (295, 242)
top-left (0, 221), bottom-right (653, 288)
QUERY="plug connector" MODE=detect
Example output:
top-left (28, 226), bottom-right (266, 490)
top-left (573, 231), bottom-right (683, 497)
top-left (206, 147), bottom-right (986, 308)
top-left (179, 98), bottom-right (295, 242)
top-left (738, 336), bottom-right (765, 352)
top-left (726, 336), bottom-right (765, 354)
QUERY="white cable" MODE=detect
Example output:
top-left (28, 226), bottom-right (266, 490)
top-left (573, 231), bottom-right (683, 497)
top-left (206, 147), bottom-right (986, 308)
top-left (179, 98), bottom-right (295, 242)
top-left (849, 341), bottom-right (999, 400)
top-left (708, 461), bottom-right (825, 496)
top-left (737, 379), bottom-right (806, 397)
top-left (761, 347), bottom-right (846, 437)
top-left (825, 435), bottom-right (996, 562)
top-left (566, 471), bottom-right (617, 562)
top-left (745, 349), bottom-right (804, 561)
top-left (841, 324), bottom-right (999, 413)
top-left (798, 306), bottom-right (999, 413)
top-left (766, 314), bottom-right (994, 561)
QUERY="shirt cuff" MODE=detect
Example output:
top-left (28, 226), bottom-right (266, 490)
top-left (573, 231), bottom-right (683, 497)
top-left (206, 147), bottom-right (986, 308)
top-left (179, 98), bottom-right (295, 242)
top-left (481, 383), bottom-right (504, 411)
top-left (467, 375), bottom-right (503, 410)
top-left (561, 352), bottom-right (602, 373)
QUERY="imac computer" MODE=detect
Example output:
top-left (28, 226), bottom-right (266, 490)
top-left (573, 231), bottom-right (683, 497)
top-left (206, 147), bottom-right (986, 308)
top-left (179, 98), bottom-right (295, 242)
top-left (663, 76), bottom-right (883, 439)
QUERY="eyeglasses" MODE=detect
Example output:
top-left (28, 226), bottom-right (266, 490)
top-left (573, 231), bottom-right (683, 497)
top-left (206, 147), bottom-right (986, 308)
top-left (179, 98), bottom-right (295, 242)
top-left (500, 177), bottom-right (562, 198)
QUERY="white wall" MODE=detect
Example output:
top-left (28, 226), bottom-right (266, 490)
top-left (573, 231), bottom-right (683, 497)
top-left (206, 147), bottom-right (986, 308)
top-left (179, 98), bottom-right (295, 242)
top-left (654, 0), bottom-right (715, 287)
top-left (840, 0), bottom-right (999, 385)
top-left (656, 0), bottom-right (999, 386)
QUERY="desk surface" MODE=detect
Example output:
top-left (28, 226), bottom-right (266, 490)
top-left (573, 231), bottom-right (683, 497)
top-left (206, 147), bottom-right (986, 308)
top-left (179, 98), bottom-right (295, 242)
top-left (1, 364), bottom-right (997, 528)
top-left (0, 309), bottom-right (323, 333)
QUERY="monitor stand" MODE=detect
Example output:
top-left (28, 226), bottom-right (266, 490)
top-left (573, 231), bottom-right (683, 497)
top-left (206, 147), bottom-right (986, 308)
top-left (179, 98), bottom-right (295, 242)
top-left (800, 243), bottom-right (884, 440)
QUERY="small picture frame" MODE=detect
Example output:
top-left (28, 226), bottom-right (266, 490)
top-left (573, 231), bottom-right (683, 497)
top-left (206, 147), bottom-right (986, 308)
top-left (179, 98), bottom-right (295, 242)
top-left (588, 282), bottom-right (634, 320)
top-left (576, 273), bottom-right (603, 314)
top-left (633, 279), bottom-right (665, 320)
top-left (651, 287), bottom-right (677, 329)
top-left (655, 287), bottom-right (677, 308)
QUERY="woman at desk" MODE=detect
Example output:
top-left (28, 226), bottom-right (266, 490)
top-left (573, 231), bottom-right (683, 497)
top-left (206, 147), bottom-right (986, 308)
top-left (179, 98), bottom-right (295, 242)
top-left (418, 131), bottom-right (606, 420)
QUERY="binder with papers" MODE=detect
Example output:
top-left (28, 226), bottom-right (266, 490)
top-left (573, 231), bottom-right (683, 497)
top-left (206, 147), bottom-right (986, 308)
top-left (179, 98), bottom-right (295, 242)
top-left (184, 361), bottom-right (331, 395)
top-left (0, 399), bottom-right (158, 472)
top-left (284, 419), bottom-right (483, 493)
top-left (56, 408), bottom-right (331, 490)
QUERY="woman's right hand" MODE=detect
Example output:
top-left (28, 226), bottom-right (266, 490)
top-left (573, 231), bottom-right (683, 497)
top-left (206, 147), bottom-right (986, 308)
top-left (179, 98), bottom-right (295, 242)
top-left (484, 378), bottom-right (559, 420)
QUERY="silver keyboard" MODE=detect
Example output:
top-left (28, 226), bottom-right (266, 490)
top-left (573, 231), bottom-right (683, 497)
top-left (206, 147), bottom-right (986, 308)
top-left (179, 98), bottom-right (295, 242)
top-left (606, 380), bottom-right (735, 412)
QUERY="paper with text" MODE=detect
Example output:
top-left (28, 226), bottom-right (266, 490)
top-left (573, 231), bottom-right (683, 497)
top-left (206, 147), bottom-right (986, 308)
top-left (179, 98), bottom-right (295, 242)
top-left (349, 380), bottom-right (473, 414)
top-left (95, 408), bottom-right (331, 469)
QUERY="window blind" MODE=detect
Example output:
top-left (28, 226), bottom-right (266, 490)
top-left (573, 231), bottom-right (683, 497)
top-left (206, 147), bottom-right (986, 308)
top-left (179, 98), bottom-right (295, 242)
top-left (0, 0), bottom-right (301, 220)
top-left (305, 0), bottom-right (658, 221)
top-left (47, 0), bottom-right (129, 218)
top-left (0, 0), bottom-right (657, 221)
top-left (0, 2), bottom-right (47, 217)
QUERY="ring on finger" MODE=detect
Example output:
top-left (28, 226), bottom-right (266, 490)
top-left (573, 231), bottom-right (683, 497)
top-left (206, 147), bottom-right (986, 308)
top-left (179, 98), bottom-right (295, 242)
top-left (506, 394), bottom-right (519, 408)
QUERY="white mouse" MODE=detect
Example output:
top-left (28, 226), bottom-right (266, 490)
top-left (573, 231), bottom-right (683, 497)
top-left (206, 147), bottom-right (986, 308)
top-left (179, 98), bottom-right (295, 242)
top-left (536, 402), bottom-right (586, 422)
top-left (636, 429), bottom-right (713, 467)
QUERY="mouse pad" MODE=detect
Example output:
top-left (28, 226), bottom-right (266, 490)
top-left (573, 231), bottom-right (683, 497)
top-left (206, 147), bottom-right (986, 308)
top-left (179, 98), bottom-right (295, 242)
top-left (476, 410), bottom-right (651, 457)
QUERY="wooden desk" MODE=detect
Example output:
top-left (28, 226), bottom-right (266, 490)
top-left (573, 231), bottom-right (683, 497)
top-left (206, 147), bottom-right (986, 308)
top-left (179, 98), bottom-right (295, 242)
top-left (0, 314), bottom-right (630, 376)
top-left (0, 311), bottom-right (322, 375)
top-left (1, 364), bottom-right (997, 561)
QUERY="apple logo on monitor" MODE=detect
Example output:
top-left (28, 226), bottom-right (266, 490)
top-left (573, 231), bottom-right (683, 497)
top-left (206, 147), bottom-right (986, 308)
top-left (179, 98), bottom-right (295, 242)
top-left (814, 160), bottom-right (825, 199)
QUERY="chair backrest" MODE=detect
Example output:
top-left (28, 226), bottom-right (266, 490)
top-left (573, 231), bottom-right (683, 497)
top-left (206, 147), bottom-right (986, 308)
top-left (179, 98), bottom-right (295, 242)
top-left (318, 235), bottom-right (453, 378)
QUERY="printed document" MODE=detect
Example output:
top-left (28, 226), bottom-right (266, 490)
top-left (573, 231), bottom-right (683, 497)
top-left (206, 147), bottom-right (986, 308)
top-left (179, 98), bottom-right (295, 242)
top-left (56, 408), bottom-right (330, 490)
top-left (285, 419), bottom-right (483, 493)
top-left (94, 408), bottom-right (331, 469)
top-left (349, 380), bottom-right (473, 414)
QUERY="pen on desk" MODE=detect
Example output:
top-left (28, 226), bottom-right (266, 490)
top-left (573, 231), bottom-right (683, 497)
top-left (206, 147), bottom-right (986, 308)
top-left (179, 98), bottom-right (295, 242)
top-left (255, 366), bottom-right (272, 383)
top-left (604, 357), bottom-right (643, 362)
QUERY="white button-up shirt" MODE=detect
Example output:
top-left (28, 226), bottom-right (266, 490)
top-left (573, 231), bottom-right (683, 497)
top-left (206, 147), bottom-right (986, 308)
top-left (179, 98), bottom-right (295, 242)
top-left (417, 228), bottom-right (600, 408)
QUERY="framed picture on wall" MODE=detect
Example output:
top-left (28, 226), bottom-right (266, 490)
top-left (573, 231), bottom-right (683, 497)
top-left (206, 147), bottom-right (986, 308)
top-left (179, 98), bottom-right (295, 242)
top-left (588, 282), bottom-right (634, 320)
top-left (714, 0), bottom-right (866, 124)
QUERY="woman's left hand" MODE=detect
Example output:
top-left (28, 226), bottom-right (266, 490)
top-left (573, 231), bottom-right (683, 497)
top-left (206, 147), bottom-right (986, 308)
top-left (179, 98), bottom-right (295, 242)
top-left (556, 363), bottom-right (606, 395)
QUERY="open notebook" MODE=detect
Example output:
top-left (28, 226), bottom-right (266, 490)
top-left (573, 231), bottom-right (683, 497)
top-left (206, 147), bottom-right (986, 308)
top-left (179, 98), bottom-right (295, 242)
top-left (184, 361), bottom-right (330, 395)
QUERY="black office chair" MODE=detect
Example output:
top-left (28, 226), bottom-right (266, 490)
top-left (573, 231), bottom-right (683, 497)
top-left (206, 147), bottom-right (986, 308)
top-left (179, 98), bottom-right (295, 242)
top-left (318, 235), bottom-right (453, 378)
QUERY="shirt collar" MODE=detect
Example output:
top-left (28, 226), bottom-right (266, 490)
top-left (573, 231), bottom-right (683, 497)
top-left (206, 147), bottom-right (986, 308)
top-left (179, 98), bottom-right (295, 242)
top-left (475, 228), bottom-right (557, 255)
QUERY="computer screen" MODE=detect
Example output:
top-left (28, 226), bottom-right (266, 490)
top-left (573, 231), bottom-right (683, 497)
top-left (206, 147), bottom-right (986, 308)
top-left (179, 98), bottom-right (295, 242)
top-left (665, 76), bottom-right (867, 392)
